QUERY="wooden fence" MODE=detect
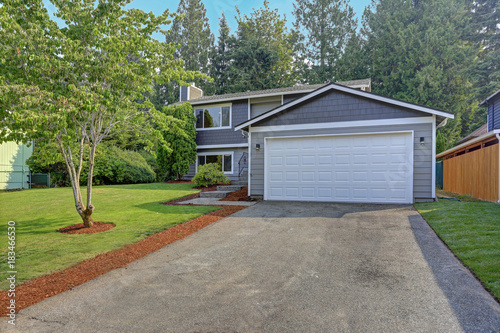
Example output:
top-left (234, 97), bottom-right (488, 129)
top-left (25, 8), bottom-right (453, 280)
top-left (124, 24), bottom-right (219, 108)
top-left (443, 144), bottom-right (498, 202)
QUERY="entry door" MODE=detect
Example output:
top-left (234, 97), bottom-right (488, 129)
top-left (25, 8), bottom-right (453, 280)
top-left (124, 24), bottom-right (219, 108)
top-left (265, 132), bottom-right (413, 204)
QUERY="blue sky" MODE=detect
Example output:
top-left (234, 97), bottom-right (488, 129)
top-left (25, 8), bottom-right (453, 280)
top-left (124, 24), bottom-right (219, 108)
top-left (43, 0), bottom-right (373, 40)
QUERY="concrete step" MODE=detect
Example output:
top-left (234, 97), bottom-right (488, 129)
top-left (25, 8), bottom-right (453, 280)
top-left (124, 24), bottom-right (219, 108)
top-left (231, 180), bottom-right (248, 186)
top-left (199, 191), bottom-right (230, 199)
top-left (217, 185), bottom-right (242, 192)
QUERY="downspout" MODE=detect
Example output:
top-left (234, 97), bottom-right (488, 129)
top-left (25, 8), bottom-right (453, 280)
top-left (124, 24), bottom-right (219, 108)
top-left (497, 133), bottom-right (500, 204)
top-left (436, 118), bottom-right (448, 129)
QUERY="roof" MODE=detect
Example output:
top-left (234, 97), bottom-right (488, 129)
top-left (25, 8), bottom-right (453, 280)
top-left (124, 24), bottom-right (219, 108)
top-left (234, 82), bottom-right (454, 131)
top-left (479, 88), bottom-right (500, 106)
top-left (183, 79), bottom-right (371, 106)
top-left (436, 129), bottom-right (499, 159)
top-left (455, 123), bottom-right (488, 145)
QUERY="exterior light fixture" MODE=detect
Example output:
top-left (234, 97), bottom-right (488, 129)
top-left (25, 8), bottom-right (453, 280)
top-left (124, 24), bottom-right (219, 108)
top-left (256, 144), bottom-right (261, 151)
top-left (420, 137), bottom-right (425, 146)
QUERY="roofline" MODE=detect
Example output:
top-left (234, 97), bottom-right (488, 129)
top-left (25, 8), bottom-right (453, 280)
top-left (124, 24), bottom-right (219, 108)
top-left (234, 83), bottom-right (454, 131)
top-left (436, 130), bottom-right (499, 158)
top-left (188, 87), bottom-right (325, 106)
top-left (479, 89), bottom-right (500, 106)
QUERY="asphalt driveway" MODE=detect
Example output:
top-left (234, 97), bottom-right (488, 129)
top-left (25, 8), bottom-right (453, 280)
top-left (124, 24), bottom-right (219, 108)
top-left (6, 202), bottom-right (500, 332)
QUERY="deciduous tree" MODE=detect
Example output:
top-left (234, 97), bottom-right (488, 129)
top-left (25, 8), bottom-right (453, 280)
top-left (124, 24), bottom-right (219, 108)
top-left (0, 0), bottom-right (201, 227)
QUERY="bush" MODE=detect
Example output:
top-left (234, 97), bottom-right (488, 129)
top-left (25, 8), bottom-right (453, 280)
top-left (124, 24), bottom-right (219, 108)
top-left (81, 145), bottom-right (156, 185)
top-left (192, 163), bottom-right (230, 187)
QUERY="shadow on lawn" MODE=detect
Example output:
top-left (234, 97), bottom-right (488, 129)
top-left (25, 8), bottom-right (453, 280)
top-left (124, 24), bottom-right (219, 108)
top-left (134, 201), bottom-right (217, 215)
top-left (408, 214), bottom-right (500, 332)
top-left (12, 217), bottom-right (82, 235)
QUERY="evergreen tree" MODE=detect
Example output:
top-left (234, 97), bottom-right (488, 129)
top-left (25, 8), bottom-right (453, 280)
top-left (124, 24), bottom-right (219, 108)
top-left (466, 0), bottom-right (500, 100)
top-left (227, 1), bottom-right (297, 92)
top-left (157, 0), bottom-right (214, 104)
top-left (157, 104), bottom-right (197, 180)
top-left (209, 12), bottom-right (231, 95)
top-left (361, 0), bottom-right (480, 148)
top-left (166, 0), bottom-right (214, 73)
top-left (292, 0), bottom-right (357, 84)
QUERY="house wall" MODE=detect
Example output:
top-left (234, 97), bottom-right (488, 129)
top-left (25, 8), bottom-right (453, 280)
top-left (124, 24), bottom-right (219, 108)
top-left (256, 91), bottom-right (424, 127)
top-left (195, 99), bottom-right (248, 146)
top-left (250, 123), bottom-right (433, 201)
top-left (491, 97), bottom-right (500, 131)
top-left (0, 141), bottom-right (33, 189)
top-left (283, 93), bottom-right (307, 104)
top-left (185, 147), bottom-right (248, 181)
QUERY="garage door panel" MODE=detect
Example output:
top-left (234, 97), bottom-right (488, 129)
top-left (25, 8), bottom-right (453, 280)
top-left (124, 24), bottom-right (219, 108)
top-left (265, 132), bottom-right (413, 204)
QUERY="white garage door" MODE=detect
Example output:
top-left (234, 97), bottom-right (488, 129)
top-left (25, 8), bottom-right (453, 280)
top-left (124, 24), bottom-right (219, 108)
top-left (265, 132), bottom-right (413, 204)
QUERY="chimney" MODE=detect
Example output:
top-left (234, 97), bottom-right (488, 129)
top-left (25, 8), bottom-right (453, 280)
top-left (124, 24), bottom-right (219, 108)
top-left (179, 83), bottom-right (203, 102)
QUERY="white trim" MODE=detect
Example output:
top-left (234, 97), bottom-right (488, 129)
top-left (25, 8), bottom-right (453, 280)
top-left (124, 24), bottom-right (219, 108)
top-left (263, 131), bottom-right (414, 204)
top-left (197, 143), bottom-right (249, 149)
top-left (249, 117), bottom-right (434, 133)
top-left (196, 151), bottom-right (234, 175)
top-left (190, 89), bottom-right (320, 106)
top-left (247, 99), bottom-right (251, 120)
top-left (432, 115), bottom-right (436, 199)
top-left (248, 129), bottom-right (252, 197)
top-left (436, 131), bottom-right (497, 158)
top-left (187, 86), bottom-right (190, 100)
top-left (235, 83), bottom-right (454, 131)
top-left (194, 103), bottom-right (232, 131)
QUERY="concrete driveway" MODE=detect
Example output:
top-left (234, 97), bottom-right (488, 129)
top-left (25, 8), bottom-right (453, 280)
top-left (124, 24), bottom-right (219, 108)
top-left (6, 202), bottom-right (500, 332)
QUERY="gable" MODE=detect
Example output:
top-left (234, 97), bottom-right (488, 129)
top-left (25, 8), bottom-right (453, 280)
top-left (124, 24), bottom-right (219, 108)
top-left (234, 83), bottom-right (453, 131)
top-left (253, 89), bottom-right (426, 128)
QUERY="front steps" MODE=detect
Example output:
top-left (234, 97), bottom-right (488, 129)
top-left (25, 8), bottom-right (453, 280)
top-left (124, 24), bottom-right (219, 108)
top-left (199, 185), bottom-right (243, 199)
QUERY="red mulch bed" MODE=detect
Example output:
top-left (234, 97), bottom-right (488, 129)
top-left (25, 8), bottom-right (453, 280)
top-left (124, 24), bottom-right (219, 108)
top-left (57, 222), bottom-right (115, 235)
top-left (220, 186), bottom-right (250, 201)
top-left (0, 194), bottom-right (247, 317)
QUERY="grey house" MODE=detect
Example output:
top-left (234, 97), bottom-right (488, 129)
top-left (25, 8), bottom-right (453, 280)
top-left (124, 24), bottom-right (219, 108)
top-left (181, 79), bottom-right (454, 204)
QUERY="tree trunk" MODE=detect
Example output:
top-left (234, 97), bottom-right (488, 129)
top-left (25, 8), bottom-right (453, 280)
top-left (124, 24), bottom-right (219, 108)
top-left (82, 208), bottom-right (94, 228)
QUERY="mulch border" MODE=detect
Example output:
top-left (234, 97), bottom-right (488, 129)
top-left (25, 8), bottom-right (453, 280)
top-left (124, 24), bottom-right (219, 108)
top-left (0, 190), bottom-right (248, 317)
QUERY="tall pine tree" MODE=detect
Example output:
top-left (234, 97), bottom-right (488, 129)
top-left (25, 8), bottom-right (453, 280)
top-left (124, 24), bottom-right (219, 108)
top-left (292, 0), bottom-right (357, 84)
top-left (466, 0), bottom-right (500, 100)
top-left (226, 1), bottom-right (297, 92)
top-left (209, 12), bottom-right (231, 95)
top-left (166, 0), bottom-right (214, 73)
top-left (361, 0), bottom-right (480, 148)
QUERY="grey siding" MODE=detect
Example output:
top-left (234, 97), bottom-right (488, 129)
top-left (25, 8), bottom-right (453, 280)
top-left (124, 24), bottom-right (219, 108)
top-left (257, 90), bottom-right (425, 127)
top-left (488, 103), bottom-right (493, 132)
top-left (251, 101), bottom-right (281, 118)
top-left (195, 99), bottom-right (249, 146)
top-left (493, 97), bottom-right (500, 130)
top-left (249, 123), bottom-right (433, 201)
top-left (283, 93), bottom-right (307, 104)
top-left (185, 148), bottom-right (248, 181)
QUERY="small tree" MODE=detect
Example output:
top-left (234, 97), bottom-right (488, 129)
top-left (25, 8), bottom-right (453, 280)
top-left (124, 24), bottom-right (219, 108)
top-left (0, 0), bottom-right (202, 227)
top-left (157, 103), bottom-right (197, 181)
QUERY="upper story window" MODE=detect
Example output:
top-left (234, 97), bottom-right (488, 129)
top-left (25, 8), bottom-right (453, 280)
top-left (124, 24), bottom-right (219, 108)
top-left (195, 104), bottom-right (231, 130)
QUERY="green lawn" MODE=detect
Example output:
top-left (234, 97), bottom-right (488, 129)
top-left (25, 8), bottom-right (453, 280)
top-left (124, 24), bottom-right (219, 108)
top-left (415, 191), bottom-right (500, 300)
top-left (0, 183), bottom-right (217, 290)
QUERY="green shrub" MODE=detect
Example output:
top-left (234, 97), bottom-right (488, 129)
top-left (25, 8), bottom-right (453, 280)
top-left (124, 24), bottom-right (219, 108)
top-left (192, 163), bottom-right (230, 187)
top-left (81, 145), bottom-right (156, 185)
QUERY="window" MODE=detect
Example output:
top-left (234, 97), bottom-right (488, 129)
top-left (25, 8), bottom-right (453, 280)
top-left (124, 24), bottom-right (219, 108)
top-left (197, 154), bottom-right (232, 173)
top-left (195, 105), bottom-right (231, 129)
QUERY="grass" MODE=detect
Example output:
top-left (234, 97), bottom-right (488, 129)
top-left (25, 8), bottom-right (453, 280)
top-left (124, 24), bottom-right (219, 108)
top-left (0, 182), bottom-right (217, 290)
top-left (415, 190), bottom-right (500, 300)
